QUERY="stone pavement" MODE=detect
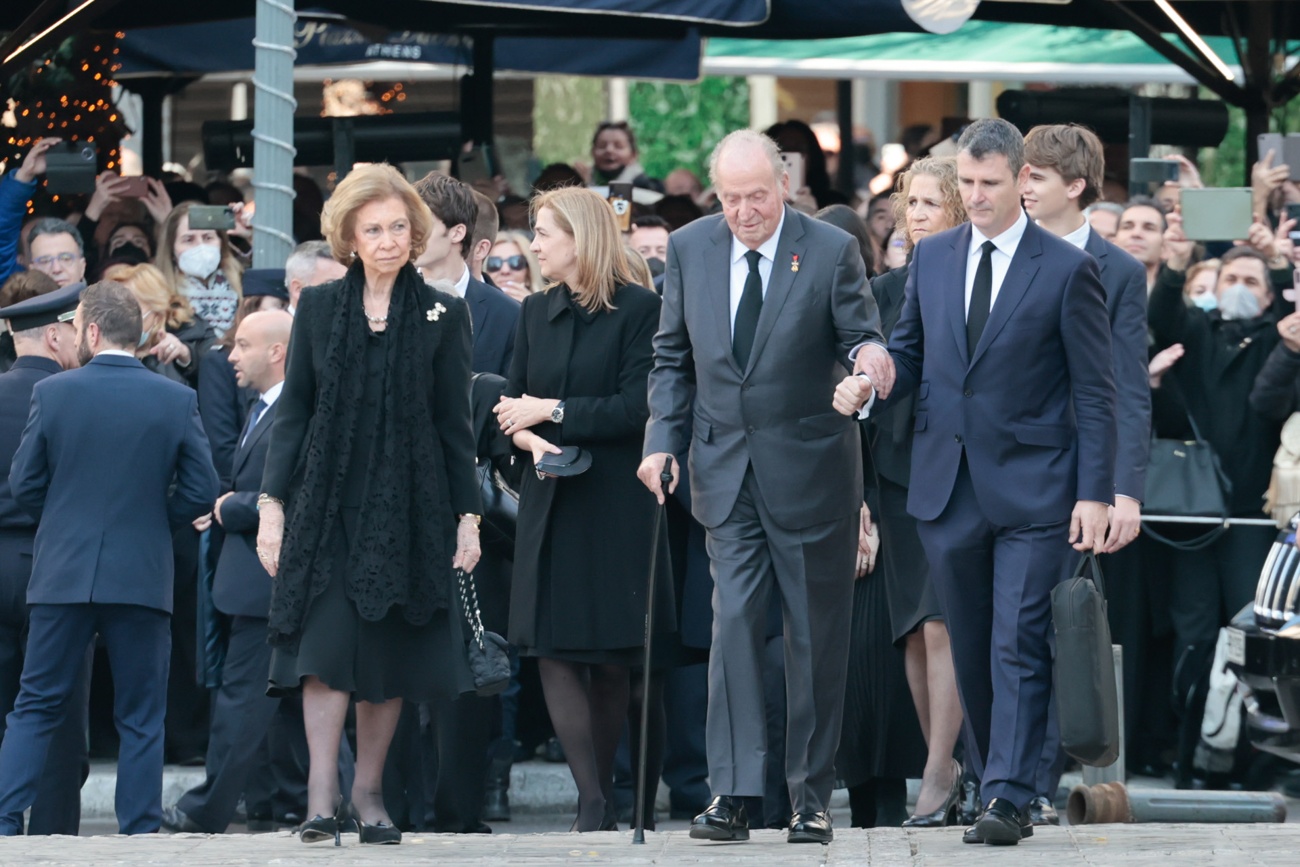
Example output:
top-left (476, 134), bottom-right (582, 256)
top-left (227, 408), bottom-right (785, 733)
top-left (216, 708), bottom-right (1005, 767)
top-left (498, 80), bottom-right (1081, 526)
top-left (3, 825), bottom-right (1300, 865)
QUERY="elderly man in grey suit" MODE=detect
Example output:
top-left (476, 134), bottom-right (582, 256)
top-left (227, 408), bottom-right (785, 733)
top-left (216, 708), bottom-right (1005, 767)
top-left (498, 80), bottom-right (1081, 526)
top-left (640, 129), bottom-right (893, 845)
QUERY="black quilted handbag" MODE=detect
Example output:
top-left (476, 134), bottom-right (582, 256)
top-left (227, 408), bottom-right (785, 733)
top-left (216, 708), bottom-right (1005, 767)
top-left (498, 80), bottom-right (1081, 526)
top-left (456, 568), bottom-right (510, 697)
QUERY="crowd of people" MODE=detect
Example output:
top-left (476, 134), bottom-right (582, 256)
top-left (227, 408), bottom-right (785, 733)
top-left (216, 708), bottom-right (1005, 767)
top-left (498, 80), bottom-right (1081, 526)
top-left (0, 108), bottom-right (1295, 847)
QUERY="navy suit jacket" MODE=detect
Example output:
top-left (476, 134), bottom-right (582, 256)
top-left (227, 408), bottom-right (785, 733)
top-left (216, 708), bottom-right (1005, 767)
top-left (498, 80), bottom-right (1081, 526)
top-left (212, 400), bottom-right (276, 619)
top-left (0, 357), bottom-right (62, 534)
top-left (466, 276), bottom-right (520, 376)
top-left (882, 217), bottom-right (1117, 526)
top-left (1084, 228), bottom-right (1151, 502)
top-left (9, 354), bottom-right (218, 613)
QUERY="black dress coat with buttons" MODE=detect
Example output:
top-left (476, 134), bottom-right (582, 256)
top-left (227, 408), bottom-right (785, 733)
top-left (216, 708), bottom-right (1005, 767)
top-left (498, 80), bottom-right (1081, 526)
top-left (506, 283), bottom-right (675, 653)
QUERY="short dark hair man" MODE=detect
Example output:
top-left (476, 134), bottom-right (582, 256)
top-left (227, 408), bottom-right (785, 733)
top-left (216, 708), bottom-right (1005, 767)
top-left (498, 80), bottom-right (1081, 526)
top-left (469, 189), bottom-right (499, 283)
top-left (838, 118), bottom-right (1116, 846)
top-left (26, 219), bottom-right (86, 289)
top-left (0, 280), bottom-right (217, 835)
top-left (1114, 197), bottom-right (1167, 290)
top-left (414, 172), bottom-right (519, 376)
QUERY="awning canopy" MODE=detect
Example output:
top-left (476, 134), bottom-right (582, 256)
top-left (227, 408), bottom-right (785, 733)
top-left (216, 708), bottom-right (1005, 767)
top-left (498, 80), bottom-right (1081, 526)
top-left (115, 18), bottom-right (704, 81)
top-left (705, 20), bottom-right (1257, 85)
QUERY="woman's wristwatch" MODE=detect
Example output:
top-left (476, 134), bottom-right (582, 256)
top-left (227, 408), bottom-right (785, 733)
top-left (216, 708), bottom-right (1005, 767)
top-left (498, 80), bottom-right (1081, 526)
top-left (256, 493), bottom-right (284, 511)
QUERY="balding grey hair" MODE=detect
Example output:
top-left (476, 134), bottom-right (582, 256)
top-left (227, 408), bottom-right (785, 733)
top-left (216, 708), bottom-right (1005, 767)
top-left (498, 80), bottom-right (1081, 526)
top-left (957, 118), bottom-right (1025, 176)
top-left (708, 129), bottom-right (785, 188)
top-left (1085, 201), bottom-right (1125, 218)
top-left (284, 240), bottom-right (335, 285)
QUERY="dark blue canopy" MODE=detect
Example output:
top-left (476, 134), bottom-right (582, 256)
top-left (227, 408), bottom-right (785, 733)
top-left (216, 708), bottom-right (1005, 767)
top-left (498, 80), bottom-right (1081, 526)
top-left (116, 18), bottom-right (704, 80)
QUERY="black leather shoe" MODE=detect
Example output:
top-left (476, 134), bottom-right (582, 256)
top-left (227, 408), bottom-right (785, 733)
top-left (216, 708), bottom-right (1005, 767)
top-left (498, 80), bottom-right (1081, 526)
top-left (1027, 795), bottom-right (1060, 826)
top-left (160, 805), bottom-right (206, 834)
top-left (787, 811), bottom-right (832, 844)
top-left (689, 796), bottom-right (749, 842)
top-left (965, 798), bottom-right (1032, 846)
top-left (357, 819), bottom-right (402, 845)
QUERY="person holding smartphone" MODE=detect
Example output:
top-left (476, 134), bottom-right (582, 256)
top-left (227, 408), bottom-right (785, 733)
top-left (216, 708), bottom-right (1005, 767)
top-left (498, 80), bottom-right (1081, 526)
top-left (155, 202), bottom-right (244, 339)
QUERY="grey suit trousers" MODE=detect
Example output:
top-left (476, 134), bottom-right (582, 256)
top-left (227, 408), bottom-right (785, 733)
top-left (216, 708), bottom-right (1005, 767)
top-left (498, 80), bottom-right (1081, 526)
top-left (703, 467), bottom-right (856, 815)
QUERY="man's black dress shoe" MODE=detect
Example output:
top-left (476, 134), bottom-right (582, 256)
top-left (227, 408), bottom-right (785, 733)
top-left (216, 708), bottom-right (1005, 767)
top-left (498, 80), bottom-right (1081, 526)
top-left (787, 811), bottom-right (832, 844)
top-left (160, 805), bottom-right (206, 834)
top-left (962, 798), bottom-right (1032, 846)
top-left (1027, 795), bottom-right (1060, 826)
top-left (689, 796), bottom-right (749, 841)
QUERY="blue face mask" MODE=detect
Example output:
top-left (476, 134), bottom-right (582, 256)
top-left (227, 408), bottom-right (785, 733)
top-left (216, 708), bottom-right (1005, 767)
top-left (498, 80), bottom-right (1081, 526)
top-left (138, 329), bottom-right (151, 349)
top-left (1191, 292), bottom-right (1218, 312)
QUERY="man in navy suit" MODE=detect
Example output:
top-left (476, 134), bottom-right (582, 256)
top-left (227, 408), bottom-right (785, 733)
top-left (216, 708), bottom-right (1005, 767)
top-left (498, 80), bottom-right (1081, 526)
top-left (163, 310), bottom-right (293, 833)
top-left (0, 282), bottom-right (89, 835)
top-left (1020, 123), bottom-right (1151, 824)
top-left (836, 119), bottom-right (1116, 845)
top-left (0, 280), bottom-right (218, 835)
top-left (414, 172), bottom-right (520, 377)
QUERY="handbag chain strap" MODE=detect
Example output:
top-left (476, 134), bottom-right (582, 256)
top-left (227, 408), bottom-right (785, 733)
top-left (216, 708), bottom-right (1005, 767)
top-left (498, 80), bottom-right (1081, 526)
top-left (456, 569), bottom-right (487, 650)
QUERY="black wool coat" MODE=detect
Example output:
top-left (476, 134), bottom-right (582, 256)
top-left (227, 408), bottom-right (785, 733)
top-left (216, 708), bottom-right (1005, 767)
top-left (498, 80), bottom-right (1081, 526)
top-left (506, 283), bottom-right (675, 651)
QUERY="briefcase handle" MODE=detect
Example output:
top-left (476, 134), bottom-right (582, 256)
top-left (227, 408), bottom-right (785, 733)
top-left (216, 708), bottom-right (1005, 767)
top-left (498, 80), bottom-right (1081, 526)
top-left (1069, 551), bottom-right (1106, 597)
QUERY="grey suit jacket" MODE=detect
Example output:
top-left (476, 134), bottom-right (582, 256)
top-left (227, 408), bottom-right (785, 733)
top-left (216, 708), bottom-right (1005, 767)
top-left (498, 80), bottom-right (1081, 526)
top-left (644, 206), bottom-right (885, 530)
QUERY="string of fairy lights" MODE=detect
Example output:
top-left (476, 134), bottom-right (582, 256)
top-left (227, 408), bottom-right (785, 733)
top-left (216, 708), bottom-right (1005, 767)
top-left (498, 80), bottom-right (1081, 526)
top-left (3, 32), bottom-right (129, 213)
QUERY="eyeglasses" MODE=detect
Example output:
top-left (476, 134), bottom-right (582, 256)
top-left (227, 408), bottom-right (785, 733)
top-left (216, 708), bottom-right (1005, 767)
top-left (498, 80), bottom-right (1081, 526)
top-left (31, 252), bottom-right (82, 269)
top-left (486, 255), bottom-right (527, 273)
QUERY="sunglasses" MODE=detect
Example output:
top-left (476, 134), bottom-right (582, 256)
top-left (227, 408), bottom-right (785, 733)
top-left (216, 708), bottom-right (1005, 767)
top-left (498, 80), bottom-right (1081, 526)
top-left (486, 255), bottom-right (527, 273)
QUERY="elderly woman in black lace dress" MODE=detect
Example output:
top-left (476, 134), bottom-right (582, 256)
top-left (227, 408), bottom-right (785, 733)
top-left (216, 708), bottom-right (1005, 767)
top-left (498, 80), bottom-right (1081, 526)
top-left (256, 163), bottom-right (481, 846)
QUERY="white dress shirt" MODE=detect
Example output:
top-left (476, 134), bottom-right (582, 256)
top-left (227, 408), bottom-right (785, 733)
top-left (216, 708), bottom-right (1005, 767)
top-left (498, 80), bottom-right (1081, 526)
top-left (728, 211), bottom-right (785, 334)
top-left (259, 380), bottom-right (284, 411)
top-left (450, 265), bottom-right (471, 298)
top-left (1060, 219), bottom-right (1091, 251)
top-left (964, 209), bottom-right (1029, 321)
top-left (97, 350), bottom-right (135, 358)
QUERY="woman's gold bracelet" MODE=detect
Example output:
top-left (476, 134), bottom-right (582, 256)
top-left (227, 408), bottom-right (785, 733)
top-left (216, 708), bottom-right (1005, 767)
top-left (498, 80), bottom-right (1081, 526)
top-left (256, 494), bottom-right (285, 511)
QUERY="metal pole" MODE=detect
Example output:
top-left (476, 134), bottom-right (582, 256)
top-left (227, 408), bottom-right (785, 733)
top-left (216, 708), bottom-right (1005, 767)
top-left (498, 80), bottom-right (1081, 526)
top-left (835, 79), bottom-right (854, 196)
top-left (251, 0), bottom-right (297, 269)
top-left (1068, 781), bottom-right (1286, 824)
top-left (1143, 516), bottom-right (1276, 527)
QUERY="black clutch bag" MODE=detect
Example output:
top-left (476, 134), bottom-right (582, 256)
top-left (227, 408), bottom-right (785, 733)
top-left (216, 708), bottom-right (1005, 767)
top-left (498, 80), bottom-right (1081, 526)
top-left (456, 569), bottom-right (511, 697)
top-left (535, 445), bottom-right (592, 477)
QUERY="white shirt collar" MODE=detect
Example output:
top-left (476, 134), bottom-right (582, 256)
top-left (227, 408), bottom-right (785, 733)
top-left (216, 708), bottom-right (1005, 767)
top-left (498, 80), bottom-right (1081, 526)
top-left (1060, 218), bottom-right (1091, 250)
top-left (97, 350), bottom-right (135, 358)
top-left (259, 380), bottom-right (284, 409)
top-left (970, 208), bottom-right (1029, 259)
top-left (731, 209), bottom-right (786, 266)
top-left (453, 264), bottom-right (471, 298)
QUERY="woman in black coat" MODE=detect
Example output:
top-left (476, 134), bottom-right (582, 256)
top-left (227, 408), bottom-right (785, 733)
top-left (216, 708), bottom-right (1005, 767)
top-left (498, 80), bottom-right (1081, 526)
top-left (495, 186), bottom-right (673, 832)
top-left (257, 164), bottom-right (481, 846)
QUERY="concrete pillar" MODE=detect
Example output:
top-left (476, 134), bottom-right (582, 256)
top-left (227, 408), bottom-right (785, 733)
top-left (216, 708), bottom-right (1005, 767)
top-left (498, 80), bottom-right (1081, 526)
top-left (607, 77), bottom-right (629, 123)
top-left (231, 81), bottom-right (249, 122)
top-left (747, 75), bottom-right (777, 131)
top-left (859, 78), bottom-right (897, 146)
top-left (968, 80), bottom-right (995, 120)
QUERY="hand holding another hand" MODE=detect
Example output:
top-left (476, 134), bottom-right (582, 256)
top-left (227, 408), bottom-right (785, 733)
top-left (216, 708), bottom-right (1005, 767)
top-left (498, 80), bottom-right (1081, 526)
top-left (833, 374), bottom-right (874, 417)
top-left (854, 343), bottom-right (894, 399)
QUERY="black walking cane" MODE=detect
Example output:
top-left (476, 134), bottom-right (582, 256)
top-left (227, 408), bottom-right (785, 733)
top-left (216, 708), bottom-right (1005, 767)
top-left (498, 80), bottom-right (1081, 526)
top-left (633, 455), bottom-right (673, 845)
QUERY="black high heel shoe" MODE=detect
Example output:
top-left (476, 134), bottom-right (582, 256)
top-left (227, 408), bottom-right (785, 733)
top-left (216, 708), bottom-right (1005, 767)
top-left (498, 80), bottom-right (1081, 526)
top-left (356, 819), bottom-right (402, 845)
top-left (902, 760), bottom-right (963, 828)
top-left (299, 801), bottom-right (345, 846)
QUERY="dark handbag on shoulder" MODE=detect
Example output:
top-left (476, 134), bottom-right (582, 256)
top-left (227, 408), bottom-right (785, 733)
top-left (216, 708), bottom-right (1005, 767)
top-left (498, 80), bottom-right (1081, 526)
top-left (456, 568), bottom-right (511, 697)
top-left (1143, 412), bottom-right (1232, 551)
top-left (1051, 552), bottom-right (1120, 767)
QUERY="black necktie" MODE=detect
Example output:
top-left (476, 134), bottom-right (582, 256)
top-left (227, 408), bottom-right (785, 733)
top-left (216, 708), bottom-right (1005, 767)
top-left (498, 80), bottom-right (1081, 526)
top-left (966, 240), bottom-right (996, 354)
top-left (733, 249), bottom-right (763, 368)
top-left (240, 399), bottom-right (267, 449)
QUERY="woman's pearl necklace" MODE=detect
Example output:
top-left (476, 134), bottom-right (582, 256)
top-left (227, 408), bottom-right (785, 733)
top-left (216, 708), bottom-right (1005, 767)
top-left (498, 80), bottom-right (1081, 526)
top-left (365, 311), bottom-right (388, 324)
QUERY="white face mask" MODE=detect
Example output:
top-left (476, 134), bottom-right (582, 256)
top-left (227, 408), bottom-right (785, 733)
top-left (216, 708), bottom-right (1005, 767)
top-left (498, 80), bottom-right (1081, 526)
top-left (1217, 282), bottom-right (1262, 321)
top-left (177, 244), bottom-right (221, 280)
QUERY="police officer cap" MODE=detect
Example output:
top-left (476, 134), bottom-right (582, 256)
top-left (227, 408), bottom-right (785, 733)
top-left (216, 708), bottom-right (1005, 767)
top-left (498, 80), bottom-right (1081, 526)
top-left (242, 269), bottom-right (290, 303)
top-left (0, 281), bottom-right (86, 331)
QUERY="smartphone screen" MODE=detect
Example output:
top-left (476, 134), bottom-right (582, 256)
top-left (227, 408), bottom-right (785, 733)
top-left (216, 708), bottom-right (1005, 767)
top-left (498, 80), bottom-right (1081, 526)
top-left (780, 151), bottom-right (805, 193)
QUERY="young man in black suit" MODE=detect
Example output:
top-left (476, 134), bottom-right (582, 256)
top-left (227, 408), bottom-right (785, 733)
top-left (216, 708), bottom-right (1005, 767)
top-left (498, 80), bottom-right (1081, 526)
top-left (414, 172), bottom-right (520, 377)
top-left (1020, 123), bottom-right (1151, 826)
top-left (163, 310), bottom-right (294, 833)
top-left (0, 280), bottom-right (217, 834)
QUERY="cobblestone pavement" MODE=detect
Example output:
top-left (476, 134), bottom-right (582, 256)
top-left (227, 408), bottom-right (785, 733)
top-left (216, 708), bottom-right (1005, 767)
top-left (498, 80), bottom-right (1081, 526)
top-left (3, 825), bottom-right (1299, 866)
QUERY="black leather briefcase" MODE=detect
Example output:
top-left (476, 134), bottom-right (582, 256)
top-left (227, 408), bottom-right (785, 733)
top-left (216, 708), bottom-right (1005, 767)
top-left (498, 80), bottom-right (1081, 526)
top-left (1051, 552), bottom-right (1120, 767)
